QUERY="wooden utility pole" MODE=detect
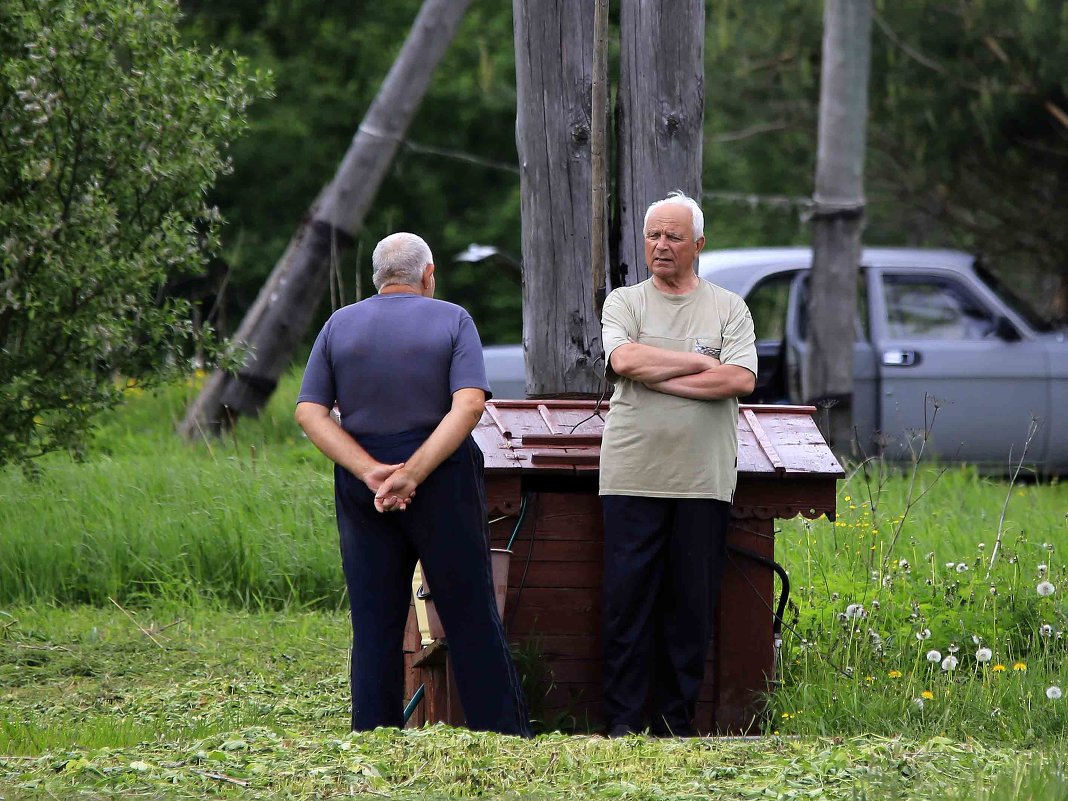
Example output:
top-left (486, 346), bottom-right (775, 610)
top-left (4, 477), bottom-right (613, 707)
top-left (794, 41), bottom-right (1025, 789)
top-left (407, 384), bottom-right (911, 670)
top-left (806, 0), bottom-right (872, 451)
top-left (591, 0), bottom-right (610, 320)
top-left (615, 0), bottom-right (705, 288)
top-left (513, 0), bottom-right (602, 395)
top-left (180, 0), bottom-right (471, 439)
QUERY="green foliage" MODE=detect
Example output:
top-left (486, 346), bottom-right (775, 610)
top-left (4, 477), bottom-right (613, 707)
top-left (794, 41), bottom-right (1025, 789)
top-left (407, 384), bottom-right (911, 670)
top-left (181, 0), bottom-right (523, 345)
top-left (0, 0), bottom-right (267, 467)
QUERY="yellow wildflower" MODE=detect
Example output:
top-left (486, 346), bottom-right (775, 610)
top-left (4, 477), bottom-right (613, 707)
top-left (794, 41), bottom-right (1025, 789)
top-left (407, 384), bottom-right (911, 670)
top-left (888, 670), bottom-right (903, 679)
top-left (921, 691), bottom-right (934, 700)
top-left (992, 664), bottom-right (1006, 672)
top-left (1013, 662), bottom-right (1027, 672)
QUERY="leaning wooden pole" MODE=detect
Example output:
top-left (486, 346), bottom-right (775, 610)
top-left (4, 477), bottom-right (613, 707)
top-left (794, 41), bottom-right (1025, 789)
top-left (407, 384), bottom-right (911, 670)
top-left (590, 0), bottom-right (610, 320)
top-left (180, 0), bottom-right (472, 439)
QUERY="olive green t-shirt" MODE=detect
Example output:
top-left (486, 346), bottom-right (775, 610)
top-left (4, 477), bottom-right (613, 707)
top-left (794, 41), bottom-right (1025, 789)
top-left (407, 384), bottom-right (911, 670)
top-left (599, 279), bottom-right (758, 501)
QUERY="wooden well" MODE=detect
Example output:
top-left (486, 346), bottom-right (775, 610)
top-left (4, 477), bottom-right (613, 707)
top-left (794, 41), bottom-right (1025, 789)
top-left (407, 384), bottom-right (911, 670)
top-left (403, 401), bottom-right (842, 734)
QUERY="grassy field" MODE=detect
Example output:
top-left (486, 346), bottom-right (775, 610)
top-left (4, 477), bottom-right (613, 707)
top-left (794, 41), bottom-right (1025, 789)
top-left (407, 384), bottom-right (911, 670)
top-left (1, 372), bottom-right (1066, 798)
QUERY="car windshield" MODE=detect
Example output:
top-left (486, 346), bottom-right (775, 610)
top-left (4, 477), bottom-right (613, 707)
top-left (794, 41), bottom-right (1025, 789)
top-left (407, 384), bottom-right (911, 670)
top-left (973, 258), bottom-right (1060, 333)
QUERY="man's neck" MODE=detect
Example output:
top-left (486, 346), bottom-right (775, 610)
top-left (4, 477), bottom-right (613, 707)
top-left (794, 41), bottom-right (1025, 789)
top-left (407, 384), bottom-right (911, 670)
top-left (651, 272), bottom-right (699, 295)
top-left (379, 284), bottom-right (423, 296)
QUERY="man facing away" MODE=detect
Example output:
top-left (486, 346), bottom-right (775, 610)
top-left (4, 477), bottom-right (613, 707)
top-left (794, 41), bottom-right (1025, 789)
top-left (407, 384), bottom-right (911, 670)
top-left (599, 191), bottom-right (758, 737)
top-left (294, 232), bottom-right (530, 736)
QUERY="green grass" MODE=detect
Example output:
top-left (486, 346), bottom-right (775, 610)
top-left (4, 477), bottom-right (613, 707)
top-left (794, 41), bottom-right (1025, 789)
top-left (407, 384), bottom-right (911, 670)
top-left (1, 373), bottom-right (1067, 797)
top-left (0, 605), bottom-right (1058, 800)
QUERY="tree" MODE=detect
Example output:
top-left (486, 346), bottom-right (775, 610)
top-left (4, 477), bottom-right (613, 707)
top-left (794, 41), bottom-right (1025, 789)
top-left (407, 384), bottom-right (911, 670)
top-left (805, 0), bottom-right (872, 450)
top-left (179, 0), bottom-right (472, 438)
top-left (0, 0), bottom-right (263, 466)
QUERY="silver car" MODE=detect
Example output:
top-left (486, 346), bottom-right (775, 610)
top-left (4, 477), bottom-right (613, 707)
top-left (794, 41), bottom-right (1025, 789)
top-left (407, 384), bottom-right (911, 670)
top-left (484, 248), bottom-right (1068, 471)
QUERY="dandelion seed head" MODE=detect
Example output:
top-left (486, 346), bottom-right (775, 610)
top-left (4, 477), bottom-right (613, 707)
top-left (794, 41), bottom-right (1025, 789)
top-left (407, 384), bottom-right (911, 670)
top-left (956, 562), bottom-right (969, 573)
top-left (976, 647), bottom-right (993, 663)
top-left (1048, 686), bottom-right (1063, 700)
top-left (913, 697), bottom-right (925, 709)
top-left (946, 562), bottom-right (956, 569)
top-left (1038, 564), bottom-right (1048, 575)
top-left (844, 603), bottom-right (866, 619)
top-left (977, 543), bottom-right (985, 550)
top-left (926, 650), bottom-right (942, 663)
top-left (916, 628), bottom-right (932, 641)
top-left (948, 643), bottom-right (960, 654)
top-left (1040, 624), bottom-right (1053, 638)
top-left (941, 655), bottom-right (959, 671)
top-left (898, 559), bottom-right (910, 570)
top-left (1037, 581), bottom-right (1056, 597)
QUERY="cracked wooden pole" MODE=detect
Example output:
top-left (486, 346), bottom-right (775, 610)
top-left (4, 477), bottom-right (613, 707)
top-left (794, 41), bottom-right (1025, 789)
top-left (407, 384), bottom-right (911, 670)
top-left (615, 0), bottom-right (704, 289)
top-left (806, 0), bottom-right (872, 452)
top-left (180, 0), bottom-right (472, 439)
top-left (591, 0), bottom-right (610, 323)
top-left (513, 0), bottom-right (602, 396)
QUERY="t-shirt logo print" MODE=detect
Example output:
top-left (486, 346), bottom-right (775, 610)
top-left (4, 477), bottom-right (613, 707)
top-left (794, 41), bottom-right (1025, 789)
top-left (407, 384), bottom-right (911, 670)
top-left (694, 339), bottom-right (721, 359)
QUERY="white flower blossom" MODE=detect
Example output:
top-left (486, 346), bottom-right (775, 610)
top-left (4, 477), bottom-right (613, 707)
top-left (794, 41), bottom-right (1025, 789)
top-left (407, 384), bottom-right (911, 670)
top-left (1037, 581), bottom-right (1056, 597)
top-left (941, 655), bottom-right (959, 671)
top-left (926, 650), bottom-right (942, 663)
top-left (976, 647), bottom-right (993, 663)
top-left (1047, 686), bottom-right (1063, 701)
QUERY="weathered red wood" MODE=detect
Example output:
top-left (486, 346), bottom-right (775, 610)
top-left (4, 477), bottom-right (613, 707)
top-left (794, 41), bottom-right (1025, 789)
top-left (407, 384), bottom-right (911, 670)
top-left (714, 518), bottom-right (775, 733)
top-left (403, 605), bottom-right (425, 728)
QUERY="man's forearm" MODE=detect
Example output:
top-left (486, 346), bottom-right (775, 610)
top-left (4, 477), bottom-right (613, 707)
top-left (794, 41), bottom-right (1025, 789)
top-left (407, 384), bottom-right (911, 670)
top-left (610, 342), bottom-right (718, 383)
top-left (400, 404), bottom-right (482, 484)
top-left (294, 402), bottom-right (380, 479)
top-left (646, 365), bottom-right (756, 401)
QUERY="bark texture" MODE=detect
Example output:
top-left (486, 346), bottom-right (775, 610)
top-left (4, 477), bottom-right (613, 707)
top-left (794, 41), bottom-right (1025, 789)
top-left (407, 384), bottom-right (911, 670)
top-left (513, 0), bottom-right (602, 395)
top-left (615, 0), bottom-right (705, 289)
top-left (180, 0), bottom-right (471, 438)
top-left (806, 0), bottom-right (872, 450)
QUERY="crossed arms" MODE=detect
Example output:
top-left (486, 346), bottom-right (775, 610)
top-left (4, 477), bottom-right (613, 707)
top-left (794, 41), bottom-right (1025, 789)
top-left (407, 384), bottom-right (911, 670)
top-left (294, 387), bottom-right (486, 513)
top-left (609, 342), bottom-right (755, 400)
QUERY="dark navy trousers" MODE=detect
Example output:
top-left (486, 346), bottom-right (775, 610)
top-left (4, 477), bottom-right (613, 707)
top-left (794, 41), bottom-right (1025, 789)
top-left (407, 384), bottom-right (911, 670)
top-left (335, 429), bottom-right (530, 736)
top-left (601, 495), bottom-right (730, 736)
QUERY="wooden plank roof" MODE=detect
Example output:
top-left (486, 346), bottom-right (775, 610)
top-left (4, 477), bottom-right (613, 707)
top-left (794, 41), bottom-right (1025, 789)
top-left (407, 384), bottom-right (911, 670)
top-left (473, 400), bottom-right (844, 478)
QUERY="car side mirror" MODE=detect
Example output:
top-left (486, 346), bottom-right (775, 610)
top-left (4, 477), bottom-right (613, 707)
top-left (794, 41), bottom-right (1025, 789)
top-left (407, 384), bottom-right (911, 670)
top-left (994, 315), bottom-right (1021, 342)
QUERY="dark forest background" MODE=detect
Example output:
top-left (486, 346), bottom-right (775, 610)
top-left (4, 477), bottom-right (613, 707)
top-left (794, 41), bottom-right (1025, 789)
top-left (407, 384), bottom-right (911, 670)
top-left (179, 0), bottom-right (1068, 346)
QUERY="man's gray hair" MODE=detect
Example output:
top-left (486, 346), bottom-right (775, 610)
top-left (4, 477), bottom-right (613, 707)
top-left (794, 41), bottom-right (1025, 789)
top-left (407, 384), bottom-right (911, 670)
top-left (644, 190), bottom-right (704, 242)
top-left (372, 232), bottom-right (434, 290)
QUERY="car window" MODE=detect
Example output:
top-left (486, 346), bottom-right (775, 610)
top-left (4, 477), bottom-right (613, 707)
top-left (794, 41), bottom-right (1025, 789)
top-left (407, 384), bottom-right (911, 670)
top-left (882, 274), bottom-right (996, 340)
top-left (746, 272), bottom-right (794, 341)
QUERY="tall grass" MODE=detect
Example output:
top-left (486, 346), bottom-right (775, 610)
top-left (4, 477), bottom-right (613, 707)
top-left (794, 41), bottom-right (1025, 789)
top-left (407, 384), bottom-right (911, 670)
top-left (0, 370), bottom-right (345, 609)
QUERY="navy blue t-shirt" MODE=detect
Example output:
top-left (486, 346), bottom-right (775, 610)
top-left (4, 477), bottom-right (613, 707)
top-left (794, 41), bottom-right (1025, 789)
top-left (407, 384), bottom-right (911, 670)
top-left (296, 293), bottom-right (492, 437)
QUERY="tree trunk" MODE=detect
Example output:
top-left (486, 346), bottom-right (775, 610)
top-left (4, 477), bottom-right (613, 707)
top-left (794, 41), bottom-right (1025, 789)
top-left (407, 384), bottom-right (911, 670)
top-left (513, 0), bottom-right (603, 396)
top-left (179, 0), bottom-right (471, 439)
top-left (806, 0), bottom-right (872, 452)
top-left (615, 0), bottom-right (704, 289)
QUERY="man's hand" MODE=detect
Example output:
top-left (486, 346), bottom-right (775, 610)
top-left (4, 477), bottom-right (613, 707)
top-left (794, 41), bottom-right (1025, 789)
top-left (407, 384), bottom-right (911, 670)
top-left (362, 462), bottom-right (405, 494)
top-left (374, 469), bottom-right (419, 513)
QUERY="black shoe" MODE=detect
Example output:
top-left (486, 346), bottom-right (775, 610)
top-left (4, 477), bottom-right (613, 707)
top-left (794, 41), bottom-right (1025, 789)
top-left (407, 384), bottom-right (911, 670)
top-left (607, 724), bottom-right (640, 738)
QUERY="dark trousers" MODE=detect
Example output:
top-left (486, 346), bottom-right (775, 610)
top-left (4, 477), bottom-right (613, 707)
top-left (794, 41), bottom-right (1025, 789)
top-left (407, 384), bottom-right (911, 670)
top-left (335, 429), bottom-right (530, 736)
top-left (601, 495), bottom-right (730, 736)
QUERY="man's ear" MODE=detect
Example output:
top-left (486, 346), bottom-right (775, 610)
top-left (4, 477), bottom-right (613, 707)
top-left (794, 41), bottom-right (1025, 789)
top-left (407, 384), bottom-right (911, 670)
top-left (422, 263), bottom-right (436, 289)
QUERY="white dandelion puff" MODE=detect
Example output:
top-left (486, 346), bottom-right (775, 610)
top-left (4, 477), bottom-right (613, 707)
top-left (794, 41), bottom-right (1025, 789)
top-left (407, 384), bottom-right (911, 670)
top-left (1047, 686), bottom-right (1062, 700)
top-left (1037, 581), bottom-right (1056, 597)
top-left (916, 628), bottom-right (932, 641)
top-left (941, 655), bottom-right (959, 671)
top-left (956, 563), bottom-right (969, 573)
top-left (844, 603), bottom-right (866, 619)
top-left (926, 650), bottom-right (942, 663)
top-left (976, 647), bottom-right (993, 663)
top-left (913, 697), bottom-right (925, 710)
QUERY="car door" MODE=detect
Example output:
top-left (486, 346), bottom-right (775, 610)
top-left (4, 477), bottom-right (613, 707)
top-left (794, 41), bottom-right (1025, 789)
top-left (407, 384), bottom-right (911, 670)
top-left (783, 271), bottom-right (879, 455)
top-left (870, 268), bottom-right (1050, 465)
